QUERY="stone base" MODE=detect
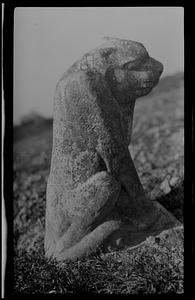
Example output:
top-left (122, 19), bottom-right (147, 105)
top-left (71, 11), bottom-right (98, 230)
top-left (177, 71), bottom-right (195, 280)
top-left (102, 201), bottom-right (183, 254)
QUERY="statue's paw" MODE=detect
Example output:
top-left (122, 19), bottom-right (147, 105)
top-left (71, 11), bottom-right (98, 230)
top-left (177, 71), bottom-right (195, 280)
top-left (124, 210), bottom-right (160, 232)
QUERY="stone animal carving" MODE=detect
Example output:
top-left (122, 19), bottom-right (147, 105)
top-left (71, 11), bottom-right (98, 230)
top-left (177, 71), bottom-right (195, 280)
top-left (44, 37), bottom-right (163, 261)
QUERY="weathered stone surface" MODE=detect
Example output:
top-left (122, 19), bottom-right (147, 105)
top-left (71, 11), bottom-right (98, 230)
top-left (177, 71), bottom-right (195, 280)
top-left (44, 37), bottom-right (178, 262)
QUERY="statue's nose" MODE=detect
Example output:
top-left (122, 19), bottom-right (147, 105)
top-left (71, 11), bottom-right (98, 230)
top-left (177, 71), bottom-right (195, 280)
top-left (149, 57), bottom-right (164, 76)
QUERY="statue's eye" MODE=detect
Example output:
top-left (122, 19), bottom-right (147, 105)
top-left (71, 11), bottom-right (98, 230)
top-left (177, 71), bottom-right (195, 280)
top-left (123, 60), bottom-right (138, 70)
top-left (124, 56), bottom-right (149, 71)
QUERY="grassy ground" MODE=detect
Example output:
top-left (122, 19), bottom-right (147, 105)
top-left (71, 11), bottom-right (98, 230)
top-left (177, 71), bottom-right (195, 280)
top-left (14, 241), bottom-right (183, 294)
top-left (13, 72), bottom-right (184, 294)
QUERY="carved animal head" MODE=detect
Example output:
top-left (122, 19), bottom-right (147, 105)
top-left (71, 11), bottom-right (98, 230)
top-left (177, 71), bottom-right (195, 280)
top-left (101, 37), bottom-right (163, 102)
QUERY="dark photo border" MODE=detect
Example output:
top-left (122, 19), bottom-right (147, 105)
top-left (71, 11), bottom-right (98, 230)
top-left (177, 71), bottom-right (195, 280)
top-left (2, 1), bottom-right (193, 296)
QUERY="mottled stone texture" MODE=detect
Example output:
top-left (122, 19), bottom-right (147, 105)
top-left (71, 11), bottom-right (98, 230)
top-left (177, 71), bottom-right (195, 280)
top-left (44, 37), bottom-right (165, 261)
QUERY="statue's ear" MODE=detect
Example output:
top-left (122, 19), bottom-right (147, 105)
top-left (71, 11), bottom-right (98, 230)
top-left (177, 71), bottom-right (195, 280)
top-left (99, 47), bottom-right (116, 60)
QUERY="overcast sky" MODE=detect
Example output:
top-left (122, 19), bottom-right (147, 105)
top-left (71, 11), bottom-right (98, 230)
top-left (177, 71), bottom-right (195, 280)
top-left (13, 7), bottom-right (184, 124)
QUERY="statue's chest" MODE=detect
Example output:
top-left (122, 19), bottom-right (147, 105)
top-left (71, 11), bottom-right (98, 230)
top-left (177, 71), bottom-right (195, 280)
top-left (120, 106), bottom-right (134, 145)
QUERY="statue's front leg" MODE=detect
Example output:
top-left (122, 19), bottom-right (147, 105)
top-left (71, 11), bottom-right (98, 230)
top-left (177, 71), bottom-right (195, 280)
top-left (116, 149), bottom-right (158, 229)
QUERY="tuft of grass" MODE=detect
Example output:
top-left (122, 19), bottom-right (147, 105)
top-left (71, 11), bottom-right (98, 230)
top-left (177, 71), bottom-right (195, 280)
top-left (14, 242), bottom-right (183, 294)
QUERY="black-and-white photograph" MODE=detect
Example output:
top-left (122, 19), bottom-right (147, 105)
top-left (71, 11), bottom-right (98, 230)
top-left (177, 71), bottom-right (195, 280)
top-left (6, 5), bottom-right (185, 295)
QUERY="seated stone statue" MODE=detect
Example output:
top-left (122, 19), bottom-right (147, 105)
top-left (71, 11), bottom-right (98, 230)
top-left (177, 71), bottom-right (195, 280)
top-left (44, 37), bottom-right (164, 261)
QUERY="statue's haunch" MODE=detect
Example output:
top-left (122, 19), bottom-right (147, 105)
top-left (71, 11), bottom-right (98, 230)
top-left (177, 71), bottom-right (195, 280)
top-left (44, 37), bottom-right (163, 261)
